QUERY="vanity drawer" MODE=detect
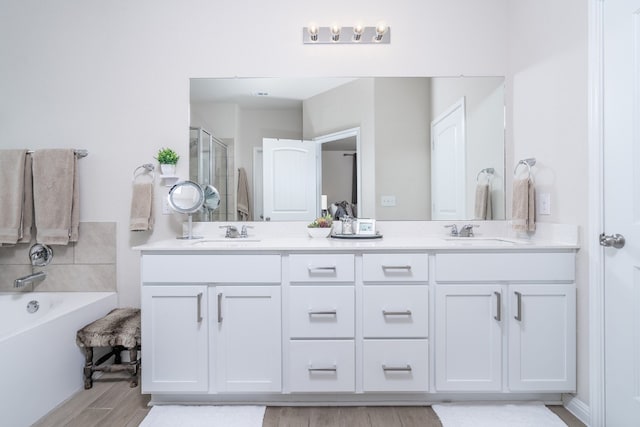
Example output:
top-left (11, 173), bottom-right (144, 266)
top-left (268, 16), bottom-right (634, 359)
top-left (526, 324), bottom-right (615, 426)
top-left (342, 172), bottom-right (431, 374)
top-left (363, 286), bottom-right (428, 338)
top-left (142, 254), bottom-right (281, 283)
top-left (362, 253), bottom-right (428, 283)
top-left (288, 340), bottom-right (355, 392)
top-left (289, 254), bottom-right (354, 283)
top-left (289, 286), bottom-right (354, 338)
top-left (435, 252), bottom-right (575, 282)
top-left (363, 340), bottom-right (429, 392)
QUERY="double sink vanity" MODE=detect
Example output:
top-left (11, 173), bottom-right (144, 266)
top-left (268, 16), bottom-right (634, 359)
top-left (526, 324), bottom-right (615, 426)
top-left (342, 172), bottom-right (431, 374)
top-left (135, 221), bottom-right (577, 405)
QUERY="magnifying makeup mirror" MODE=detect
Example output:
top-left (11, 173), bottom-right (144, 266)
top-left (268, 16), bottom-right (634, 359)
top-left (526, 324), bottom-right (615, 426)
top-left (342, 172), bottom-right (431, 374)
top-left (167, 180), bottom-right (205, 239)
top-left (203, 185), bottom-right (221, 210)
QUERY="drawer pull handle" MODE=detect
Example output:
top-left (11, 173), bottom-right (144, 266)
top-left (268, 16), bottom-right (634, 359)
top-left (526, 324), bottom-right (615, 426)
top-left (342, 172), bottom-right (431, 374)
top-left (196, 292), bottom-right (203, 323)
top-left (308, 365), bottom-right (337, 372)
top-left (382, 364), bottom-right (412, 372)
top-left (494, 291), bottom-right (502, 322)
top-left (382, 309), bottom-right (412, 316)
top-left (308, 309), bottom-right (337, 316)
top-left (382, 265), bottom-right (412, 271)
top-left (514, 291), bottom-right (523, 321)
top-left (308, 266), bottom-right (337, 273)
top-left (217, 292), bottom-right (223, 323)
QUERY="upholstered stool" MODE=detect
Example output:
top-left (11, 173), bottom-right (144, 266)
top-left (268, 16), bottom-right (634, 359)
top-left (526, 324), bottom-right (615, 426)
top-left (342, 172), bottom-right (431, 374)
top-left (76, 308), bottom-right (141, 389)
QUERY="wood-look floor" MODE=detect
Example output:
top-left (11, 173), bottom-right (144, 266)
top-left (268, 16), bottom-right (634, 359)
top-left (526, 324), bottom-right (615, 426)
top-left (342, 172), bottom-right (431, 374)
top-left (33, 375), bottom-right (586, 427)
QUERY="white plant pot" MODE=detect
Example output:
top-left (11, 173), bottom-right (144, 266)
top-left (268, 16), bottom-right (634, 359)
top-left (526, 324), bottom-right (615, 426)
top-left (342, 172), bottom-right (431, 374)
top-left (160, 164), bottom-right (176, 175)
top-left (307, 227), bottom-right (331, 238)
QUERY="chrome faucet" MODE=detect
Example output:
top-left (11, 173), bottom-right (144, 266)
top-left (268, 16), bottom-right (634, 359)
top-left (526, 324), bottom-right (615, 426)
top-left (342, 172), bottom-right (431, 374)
top-left (445, 224), bottom-right (458, 237)
top-left (219, 225), bottom-right (240, 238)
top-left (240, 225), bottom-right (254, 238)
top-left (459, 224), bottom-right (478, 237)
top-left (14, 271), bottom-right (46, 288)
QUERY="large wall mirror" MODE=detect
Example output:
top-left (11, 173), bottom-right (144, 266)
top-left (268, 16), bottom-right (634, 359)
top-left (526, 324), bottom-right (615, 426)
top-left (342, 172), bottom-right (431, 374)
top-left (189, 76), bottom-right (505, 222)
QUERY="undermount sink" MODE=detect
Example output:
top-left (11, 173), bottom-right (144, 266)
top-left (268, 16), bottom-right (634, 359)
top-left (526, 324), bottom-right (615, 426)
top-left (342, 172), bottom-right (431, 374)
top-left (443, 237), bottom-right (518, 245)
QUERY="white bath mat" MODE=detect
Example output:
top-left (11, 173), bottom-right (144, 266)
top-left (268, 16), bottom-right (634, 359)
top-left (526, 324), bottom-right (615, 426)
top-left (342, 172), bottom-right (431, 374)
top-left (432, 403), bottom-right (567, 427)
top-left (138, 405), bottom-right (265, 427)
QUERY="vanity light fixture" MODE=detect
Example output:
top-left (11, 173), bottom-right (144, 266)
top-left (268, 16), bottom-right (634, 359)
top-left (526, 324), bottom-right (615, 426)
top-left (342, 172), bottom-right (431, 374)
top-left (330, 24), bottom-right (341, 42)
top-left (374, 23), bottom-right (388, 42)
top-left (303, 22), bottom-right (390, 44)
top-left (308, 24), bottom-right (319, 42)
top-left (352, 24), bottom-right (364, 42)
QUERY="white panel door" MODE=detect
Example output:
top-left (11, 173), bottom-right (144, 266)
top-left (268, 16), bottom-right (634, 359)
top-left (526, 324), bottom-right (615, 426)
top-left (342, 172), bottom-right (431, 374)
top-left (603, 1), bottom-right (640, 424)
top-left (431, 98), bottom-right (466, 220)
top-left (141, 285), bottom-right (208, 393)
top-left (214, 286), bottom-right (282, 392)
top-left (508, 284), bottom-right (576, 392)
top-left (434, 284), bottom-right (503, 391)
top-left (263, 138), bottom-right (317, 221)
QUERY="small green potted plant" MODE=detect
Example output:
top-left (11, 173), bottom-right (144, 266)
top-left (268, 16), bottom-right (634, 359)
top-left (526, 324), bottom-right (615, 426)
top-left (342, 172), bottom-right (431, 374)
top-left (155, 147), bottom-right (180, 175)
top-left (307, 214), bottom-right (333, 238)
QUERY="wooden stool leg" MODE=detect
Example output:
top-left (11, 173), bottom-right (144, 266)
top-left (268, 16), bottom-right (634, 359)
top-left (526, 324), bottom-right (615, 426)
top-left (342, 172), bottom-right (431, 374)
top-left (128, 347), bottom-right (139, 387)
top-left (83, 347), bottom-right (94, 389)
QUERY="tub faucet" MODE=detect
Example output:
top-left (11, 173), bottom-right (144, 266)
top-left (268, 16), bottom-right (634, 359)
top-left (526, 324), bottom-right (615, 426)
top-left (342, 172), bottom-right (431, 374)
top-left (14, 271), bottom-right (47, 288)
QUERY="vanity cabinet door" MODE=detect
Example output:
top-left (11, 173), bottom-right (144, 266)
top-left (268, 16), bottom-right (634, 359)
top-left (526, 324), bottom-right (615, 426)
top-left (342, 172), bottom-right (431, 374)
top-left (214, 286), bottom-right (282, 392)
top-left (434, 284), bottom-right (504, 392)
top-left (508, 284), bottom-right (576, 392)
top-left (141, 285), bottom-right (208, 393)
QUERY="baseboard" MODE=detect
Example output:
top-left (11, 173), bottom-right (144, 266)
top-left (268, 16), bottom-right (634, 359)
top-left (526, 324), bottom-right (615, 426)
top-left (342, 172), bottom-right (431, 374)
top-left (563, 394), bottom-right (590, 426)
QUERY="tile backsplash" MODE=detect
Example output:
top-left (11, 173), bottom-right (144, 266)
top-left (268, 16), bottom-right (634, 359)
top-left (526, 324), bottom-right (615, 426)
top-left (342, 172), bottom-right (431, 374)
top-left (0, 222), bottom-right (116, 292)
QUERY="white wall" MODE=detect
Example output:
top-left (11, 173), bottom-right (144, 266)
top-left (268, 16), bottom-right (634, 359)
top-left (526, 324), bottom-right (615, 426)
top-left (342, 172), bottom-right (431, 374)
top-left (2, 0), bottom-right (591, 407)
top-left (506, 0), bottom-right (589, 405)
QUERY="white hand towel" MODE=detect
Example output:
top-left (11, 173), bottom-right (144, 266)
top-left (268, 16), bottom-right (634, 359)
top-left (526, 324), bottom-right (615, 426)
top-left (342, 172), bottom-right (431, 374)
top-left (0, 149), bottom-right (28, 244)
top-left (32, 149), bottom-right (77, 245)
top-left (512, 178), bottom-right (535, 232)
top-left (130, 182), bottom-right (154, 231)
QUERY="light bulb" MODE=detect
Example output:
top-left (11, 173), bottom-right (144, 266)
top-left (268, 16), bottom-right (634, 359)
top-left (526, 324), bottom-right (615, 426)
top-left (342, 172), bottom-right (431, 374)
top-left (374, 22), bottom-right (388, 41)
top-left (308, 24), bottom-right (319, 42)
top-left (352, 24), bottom-right (364, 42)
top-left (330, 24), bottom-right (341, 42)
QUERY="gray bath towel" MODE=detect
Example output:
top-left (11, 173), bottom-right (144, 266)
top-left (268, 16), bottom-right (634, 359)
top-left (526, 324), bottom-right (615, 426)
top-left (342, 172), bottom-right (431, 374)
top-left (32, 149), bottom-right (79, 245)
top-left (237, 167), bottom-right (250, 221)
top-left (512, 178), bottom-right (535, 232)
top-left (0, 149), bottom-right (28, 244)
top-left (130, 181), bottom-right (154, 231)
top-left (474, 183), bottom-right (492, 220)
top-left (18, 153), bottom-right (34, 243)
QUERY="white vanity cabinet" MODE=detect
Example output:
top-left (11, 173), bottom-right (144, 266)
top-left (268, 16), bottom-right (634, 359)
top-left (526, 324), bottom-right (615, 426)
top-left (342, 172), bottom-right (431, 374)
top-left (141, 285), bottom-right (209, 393)
top-left (286, 253), bottom-right (356, 393)
top-left (433, 252), bottom-right (576, 393)
top-left (213, 286), bottom-right (281, 392)
top-left (361, 253), bottom-right (429, 392)
top-left (141, 253), bottom-right (282, 394)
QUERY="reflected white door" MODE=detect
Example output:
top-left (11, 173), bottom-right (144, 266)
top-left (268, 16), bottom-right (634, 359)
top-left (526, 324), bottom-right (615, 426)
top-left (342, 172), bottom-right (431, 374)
top-left (604, 1), bottom-right (640, 425)
top-left (263, 138), bottom-right (318, 221)
top-left (431, 98), bottom-right (466, 220)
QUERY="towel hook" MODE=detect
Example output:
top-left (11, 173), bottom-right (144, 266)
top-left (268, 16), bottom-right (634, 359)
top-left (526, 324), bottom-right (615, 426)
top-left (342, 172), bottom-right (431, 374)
top-left (513, 158), bottom-right (536, 178)
top-left (476, 167), bottom-right (495, 183)
top-left (133, 163), bottom-right (155, 182)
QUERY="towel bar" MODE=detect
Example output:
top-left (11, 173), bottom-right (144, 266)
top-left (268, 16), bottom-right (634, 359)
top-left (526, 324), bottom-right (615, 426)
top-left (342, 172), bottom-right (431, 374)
top-left (26, 149), bottom-right (88, 158)
top-left (513, 158), bottom-right (536, 178)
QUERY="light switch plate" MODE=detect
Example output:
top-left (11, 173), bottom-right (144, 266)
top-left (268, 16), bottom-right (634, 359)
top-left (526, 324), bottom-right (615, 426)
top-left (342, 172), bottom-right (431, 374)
top-left (381, 195), bottom-right (396, 207)
top-left (162, 197), bottom-right (171, 215)
top-left (538, 192), bottom-right (551, 215)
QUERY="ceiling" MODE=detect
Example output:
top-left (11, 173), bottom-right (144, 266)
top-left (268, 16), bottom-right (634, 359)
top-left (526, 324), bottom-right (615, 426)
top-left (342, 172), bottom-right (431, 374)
top-left (190, 77), bottom-right (358, 109)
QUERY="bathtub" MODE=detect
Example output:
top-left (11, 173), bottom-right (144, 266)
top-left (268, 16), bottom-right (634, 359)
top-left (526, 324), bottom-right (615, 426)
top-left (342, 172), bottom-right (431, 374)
top-left (0, 291), bottom-right (117, 427)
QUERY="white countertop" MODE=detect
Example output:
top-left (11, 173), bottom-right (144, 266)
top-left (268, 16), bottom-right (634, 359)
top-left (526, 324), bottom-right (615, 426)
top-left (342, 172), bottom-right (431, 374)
top-left (133, 221), bottom-right (579, 252)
